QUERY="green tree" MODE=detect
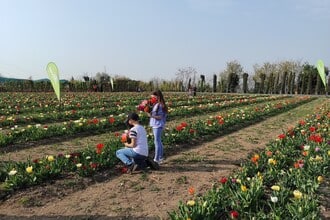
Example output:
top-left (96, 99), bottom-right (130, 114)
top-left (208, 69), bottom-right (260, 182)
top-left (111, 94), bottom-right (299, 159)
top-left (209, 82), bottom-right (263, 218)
top-left (278, 61), bottom-right (299, 94)
top-left (220, 60), bottom-right (243, 93)
top-left (301, 63), bottom-right (317, 95)
top-left (242, 73), bottom-right (249, 93)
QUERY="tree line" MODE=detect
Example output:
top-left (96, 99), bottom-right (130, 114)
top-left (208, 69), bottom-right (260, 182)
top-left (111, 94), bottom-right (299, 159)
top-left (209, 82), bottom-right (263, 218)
top-left (0, 60), bottom-right (328, 94)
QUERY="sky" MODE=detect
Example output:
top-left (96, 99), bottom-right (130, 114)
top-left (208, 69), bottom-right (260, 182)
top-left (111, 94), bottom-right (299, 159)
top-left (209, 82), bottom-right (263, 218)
top-left (0, 0), bottom-right (329, 82)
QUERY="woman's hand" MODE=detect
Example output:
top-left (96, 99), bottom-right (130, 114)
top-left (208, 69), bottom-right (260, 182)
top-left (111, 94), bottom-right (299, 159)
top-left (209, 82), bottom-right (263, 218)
top-left (125, 138), bottom-right (136, 148)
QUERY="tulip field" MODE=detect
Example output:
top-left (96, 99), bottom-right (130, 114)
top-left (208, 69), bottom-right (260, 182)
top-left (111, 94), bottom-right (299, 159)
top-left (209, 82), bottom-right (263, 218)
top-left (0, 92), bottom-right (329, 219)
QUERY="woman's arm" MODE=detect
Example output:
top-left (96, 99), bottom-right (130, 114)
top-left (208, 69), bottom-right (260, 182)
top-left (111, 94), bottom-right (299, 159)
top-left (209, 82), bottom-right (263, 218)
top-left (147, 112), bottom-right (161, 120)
top-left (147, 103), bottom-right (163, 119)
top-left (124, 138), bottom-right (137, 148)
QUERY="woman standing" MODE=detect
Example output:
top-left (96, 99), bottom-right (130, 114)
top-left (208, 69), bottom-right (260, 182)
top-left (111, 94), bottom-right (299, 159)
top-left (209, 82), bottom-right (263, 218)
top-left (147, 90), bottom-right (167, 164)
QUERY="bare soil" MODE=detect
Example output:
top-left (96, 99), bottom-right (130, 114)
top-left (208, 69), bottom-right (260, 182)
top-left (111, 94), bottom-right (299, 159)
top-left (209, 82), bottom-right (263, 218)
top-left (0, 100), bottom-right (329, 220)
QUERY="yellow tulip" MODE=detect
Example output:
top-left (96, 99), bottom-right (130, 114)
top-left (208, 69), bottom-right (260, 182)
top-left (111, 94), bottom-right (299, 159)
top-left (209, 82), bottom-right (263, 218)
top-left (241, 185), bottom-right (247, 192)
top-left (268, 158), bottom-right (277, 165)
top-left (271, 185), bottom-right (280, 191)
top-left (293, 190), bottom-right (302, 199)
top-left (317, 176), bottom-right (324, 183)
top-left (26, 166), bottom-right (33, 174)
top-left (315, 156), bottom-right (323, 161)
top-left (47, 155), bottom-right (54, 162)
top-left (187, 200), bottom-right (195, 206)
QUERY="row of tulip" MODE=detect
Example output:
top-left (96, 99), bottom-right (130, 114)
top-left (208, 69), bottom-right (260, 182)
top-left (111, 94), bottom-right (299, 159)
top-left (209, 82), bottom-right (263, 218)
top-left (168, 103), bottom-right (329, 219)
top-left (0, 95), bottom-right (298, 148)
top-left (0, 93), bottom-right (119, 115)
top-left (0, 96), bottom-right (315, 197)
top-left (0, 92), bottom-right (267, 124)
top-left (0, 92), bottom-right (246, 115)
top-left (0, 94), bottom-right (285, 128)
top-left (0, 92), bottom-right (251, 109)
top-left (161, 96), bottom-right (315, 145)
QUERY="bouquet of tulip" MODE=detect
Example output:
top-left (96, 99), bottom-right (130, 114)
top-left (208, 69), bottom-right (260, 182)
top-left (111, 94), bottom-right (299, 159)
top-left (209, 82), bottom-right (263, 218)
top-left (121, 130), bottom-right (131, 144)
top-left (137, 96), bottom-right (157, 113)
top-left (137, 100), bottom-right (151, 112)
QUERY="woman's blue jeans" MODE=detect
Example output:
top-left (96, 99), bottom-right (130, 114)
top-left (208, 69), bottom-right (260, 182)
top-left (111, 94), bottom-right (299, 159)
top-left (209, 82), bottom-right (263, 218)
top-left (116, 148), bottom-right (147, 168)
top-left (153, 127), bottom-right (164, 162)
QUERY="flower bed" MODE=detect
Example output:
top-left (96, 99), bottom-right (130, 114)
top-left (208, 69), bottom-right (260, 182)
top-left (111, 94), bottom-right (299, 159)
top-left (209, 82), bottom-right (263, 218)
top-left (0, 96), bottom-right (315, 198)
top-left (0, 93), bottom-right (274, 127)
top-left (168, 104), bottom-right (329, 219)
top-left (0, 95), bottom-right (296, 148)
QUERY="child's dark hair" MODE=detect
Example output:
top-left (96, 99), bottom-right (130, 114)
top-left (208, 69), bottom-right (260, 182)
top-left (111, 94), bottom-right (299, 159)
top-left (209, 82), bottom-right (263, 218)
top-left (152, 90), bottom-right (168, 113)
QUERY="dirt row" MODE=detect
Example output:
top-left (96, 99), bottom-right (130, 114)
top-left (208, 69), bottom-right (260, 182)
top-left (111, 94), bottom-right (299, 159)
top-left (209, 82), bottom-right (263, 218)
top-left (0, 98), bottom-right (329, 219)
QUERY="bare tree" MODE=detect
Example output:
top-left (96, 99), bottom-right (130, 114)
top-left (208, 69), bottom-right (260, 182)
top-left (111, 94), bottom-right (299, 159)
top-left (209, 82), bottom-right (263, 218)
top-left (150, 77), bottom-right (162, 90)
top-left (252, 62), bottom-right (278, 94)
top-left (175, 67), bottom-right (198, 90)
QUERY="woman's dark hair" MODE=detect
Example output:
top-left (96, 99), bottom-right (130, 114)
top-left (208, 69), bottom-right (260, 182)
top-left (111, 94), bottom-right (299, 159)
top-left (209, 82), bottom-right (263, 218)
top-left (152, 90), bottom-right (168, 113)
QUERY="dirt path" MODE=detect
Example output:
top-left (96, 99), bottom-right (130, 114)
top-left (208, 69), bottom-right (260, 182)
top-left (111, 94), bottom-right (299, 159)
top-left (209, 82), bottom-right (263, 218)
top-left (0, 100), bottom-right (329, 219)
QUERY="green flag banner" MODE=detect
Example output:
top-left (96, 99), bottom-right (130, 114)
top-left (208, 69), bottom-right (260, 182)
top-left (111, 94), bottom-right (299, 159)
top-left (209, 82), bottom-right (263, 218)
top-left (46, 62), bottom-right (61, 101)
top-left (316, 60), bottom-right (327, 87)
top-left (110, 78), bottom-right (114, 90)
